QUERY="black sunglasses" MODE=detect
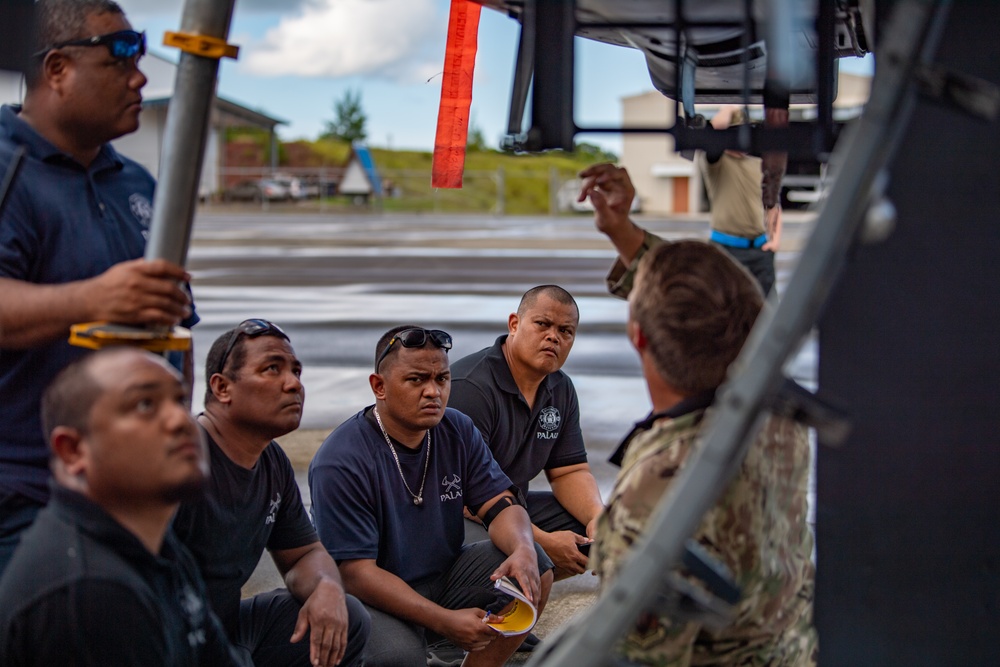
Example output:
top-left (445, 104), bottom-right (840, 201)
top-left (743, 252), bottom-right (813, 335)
top-left (215, 319), bottom-right (289, 376)
top-left (35, 29), bottom-right (146, 60)
top-left (375, 328), bottom-right (452, 372)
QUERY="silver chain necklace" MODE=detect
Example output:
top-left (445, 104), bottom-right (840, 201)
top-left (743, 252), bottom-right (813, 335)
top-left (373, 408), bottom-right (431, 506)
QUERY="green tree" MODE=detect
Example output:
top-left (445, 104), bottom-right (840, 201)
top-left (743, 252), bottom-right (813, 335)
top-left (467, 119), bottom-right (489, 152)
top-left (573, 141), bottom-right (618, 163)
top-left (322, 88), bottom-right (368, 143)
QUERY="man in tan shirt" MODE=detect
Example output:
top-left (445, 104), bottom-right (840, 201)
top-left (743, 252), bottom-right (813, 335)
top-left (697, 105), bottom-right (781, 294)
top-left (578, 105), bottom-right (782, 296)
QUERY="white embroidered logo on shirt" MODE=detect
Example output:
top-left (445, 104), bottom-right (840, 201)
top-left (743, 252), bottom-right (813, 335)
top-left (440, 474), bottom-right (462, 502)
top-left (538, 406), bottom-right (560, 432)
top-left (265, 492), bottom-right (281, 524)
top-left (129, 193), bottom-right (152, 228)
top-left (178, 584), bottom-right (207, 647)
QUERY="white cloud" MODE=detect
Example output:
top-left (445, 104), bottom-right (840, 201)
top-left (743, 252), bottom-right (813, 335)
top-left (242, 0), bottom-right (445, 82)
top-left (120, 0), bottom-right (308, 16)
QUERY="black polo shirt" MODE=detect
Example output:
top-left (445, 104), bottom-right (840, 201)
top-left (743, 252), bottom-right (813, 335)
top-left (450, 335), bottom-right (588, 494)
top-left (0, 486), bottom-right (239, 666)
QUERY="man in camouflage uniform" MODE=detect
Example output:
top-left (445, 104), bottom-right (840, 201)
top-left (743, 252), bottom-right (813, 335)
top-left (586, 238), bottom-right (817, 666)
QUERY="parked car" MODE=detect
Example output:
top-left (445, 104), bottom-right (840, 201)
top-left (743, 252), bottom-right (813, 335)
top-left (300, 177), bottom-right (339, 199)
top-left (222, 179), bottom-right (289, 203)
top-left (271, 174), bottom-right (304, 200)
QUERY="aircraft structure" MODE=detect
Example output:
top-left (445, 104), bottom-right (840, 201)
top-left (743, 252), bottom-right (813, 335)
top-left (465, 1), bottom-right (1000, 666)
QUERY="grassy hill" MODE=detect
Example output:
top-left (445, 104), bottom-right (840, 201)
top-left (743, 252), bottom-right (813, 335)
top-left (285, 136), bottom-right (618, 215)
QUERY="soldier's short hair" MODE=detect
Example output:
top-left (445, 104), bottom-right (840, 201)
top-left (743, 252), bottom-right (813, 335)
top-left (630, 240), bottom-right (763, 395)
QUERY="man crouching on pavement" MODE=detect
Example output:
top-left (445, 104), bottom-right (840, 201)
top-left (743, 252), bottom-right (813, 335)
top-left (0, 348), bottom-right (241, 666)
top-left (172, 319), bottom-right (370, 667)
top-left (309, 325), bottom-right (554, 666)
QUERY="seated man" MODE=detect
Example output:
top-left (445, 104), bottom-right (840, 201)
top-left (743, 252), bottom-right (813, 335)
top-left (449, 285), bottom-right (603, 579)
top-left (591, 242), bottom-right (817, 665)
top-left (309, 325), bottom-right (554, 667)
top-left (0, 348), bottom-right (239, 666)
top-left (172, 320), bottom-right (370, 667)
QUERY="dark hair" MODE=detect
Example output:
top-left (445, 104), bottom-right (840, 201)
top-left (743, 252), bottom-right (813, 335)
top-left (40, 351), bottom-right (106, 440)
top-left (517, 284), bottom-right (579, 320)
top-left (27, 0), bottom-right (126, 88)
top-left (630, 241), bottom-right (763, 395)
top-left (203, 324), bottom-right (285, 405)
top-left (374, 324), bottom-right (424, 373)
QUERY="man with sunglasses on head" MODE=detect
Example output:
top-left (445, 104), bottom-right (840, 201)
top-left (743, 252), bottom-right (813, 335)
top-left (171, 320), bottom-right (370, 667)
top-left (0, 0), bottom-right (195, 578)
top-left (449, 285), bottom-right (604, 582)
top-left (310, 325), bottom-right (554, 667)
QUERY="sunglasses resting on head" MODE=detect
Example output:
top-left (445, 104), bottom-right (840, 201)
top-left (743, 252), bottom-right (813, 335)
top-left (375, 328), bottom-right (453, 372)
top-left (215, 319), bottom-right (289, 376)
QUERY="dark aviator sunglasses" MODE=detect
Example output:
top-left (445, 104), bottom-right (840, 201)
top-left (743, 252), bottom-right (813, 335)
top-left (215, 319), bottom-right (289, 376)
top-left (375, 328), bottom-right (452, 372)
top-left (34, 29), bottom-right (146, 60)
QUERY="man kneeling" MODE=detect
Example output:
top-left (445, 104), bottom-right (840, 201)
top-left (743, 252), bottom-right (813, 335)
top-left (173, 320), bottom-right (370, 667)
top-left (310, 325), bottom-right (554, 666)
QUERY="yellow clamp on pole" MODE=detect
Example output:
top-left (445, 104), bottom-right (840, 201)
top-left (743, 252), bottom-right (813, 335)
top-left (163, 31), bottom-right (239, 60)
top-left (70, 322), bottom-right (193, 353)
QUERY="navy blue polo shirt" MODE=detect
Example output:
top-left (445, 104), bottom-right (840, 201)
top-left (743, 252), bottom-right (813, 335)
top-left (449, 334), bottom-right (588, 494)
top-left (0, 105), bottom-right (198, 503)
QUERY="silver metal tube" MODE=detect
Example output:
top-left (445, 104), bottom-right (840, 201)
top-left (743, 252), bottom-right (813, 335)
top-left (144, 0), bottom-right (236, 266)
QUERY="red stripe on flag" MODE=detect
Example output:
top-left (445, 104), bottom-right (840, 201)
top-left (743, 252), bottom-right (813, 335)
top-left (432, 0), bottom-right (481, 189)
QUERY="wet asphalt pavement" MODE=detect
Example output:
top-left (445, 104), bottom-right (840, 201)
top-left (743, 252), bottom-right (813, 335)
top-left (186, 208), bottom-right (816, 499)
top-left (189, 208), bottom-right (819, 654)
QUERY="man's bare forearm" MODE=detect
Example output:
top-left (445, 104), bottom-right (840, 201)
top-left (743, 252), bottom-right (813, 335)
top-left (278, 543), bottom-right (345, 603)
top-left (549, 466), bottom-right (604, 529)
top-left (339, 559), bottom-right (450, 633)
top-left (0, 278), bottom-right (96, 348)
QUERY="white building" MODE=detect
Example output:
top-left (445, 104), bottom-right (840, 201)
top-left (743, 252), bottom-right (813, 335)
top-left (621, 71), bottom-right (873, 215)
top-left (0, 51), bottom-right (284, 197)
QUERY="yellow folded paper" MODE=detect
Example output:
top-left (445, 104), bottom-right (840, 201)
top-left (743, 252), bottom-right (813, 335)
top-left (485, 576), bottom-right (537, 636)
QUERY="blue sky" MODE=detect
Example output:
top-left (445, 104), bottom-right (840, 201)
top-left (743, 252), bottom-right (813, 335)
top-left (118, 0), bottom-right (871, 154)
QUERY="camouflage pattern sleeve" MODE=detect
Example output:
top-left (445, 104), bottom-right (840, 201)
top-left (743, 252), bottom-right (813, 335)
top-left (592, 411), bottom-right (705, 666)
top-left (605, 230), bottom-right (664, 300)
top-left (592, 410), bottom-right (818, 667)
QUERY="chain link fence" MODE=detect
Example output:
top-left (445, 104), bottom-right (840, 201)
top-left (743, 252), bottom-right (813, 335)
top-left (208, 166), bottom-right (583, 216)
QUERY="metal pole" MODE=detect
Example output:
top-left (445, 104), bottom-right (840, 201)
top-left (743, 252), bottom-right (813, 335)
top-left (496, 166), bottom-right (505, 216)
top-left (144, 0), bottom-right (237, 266)
top-left (549, 166), bottom-right (559, 217)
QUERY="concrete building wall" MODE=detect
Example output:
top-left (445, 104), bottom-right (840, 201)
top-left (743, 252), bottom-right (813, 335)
top-left (620, 71), bottom-right (872, 215)
top-left (0, 71), bottom-right (23, 107)
top-left (621, 91), bottom-right (699, 215)
top-left (111, 105), bottom-right (165, 176)
top-left (111, 103), bottom-right (221, 199)
top-left (1, 53), bottom-right (272, 199)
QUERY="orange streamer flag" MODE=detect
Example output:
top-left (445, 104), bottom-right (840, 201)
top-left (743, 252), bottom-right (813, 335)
top-left (432, 0), bottom-right (482, 189)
